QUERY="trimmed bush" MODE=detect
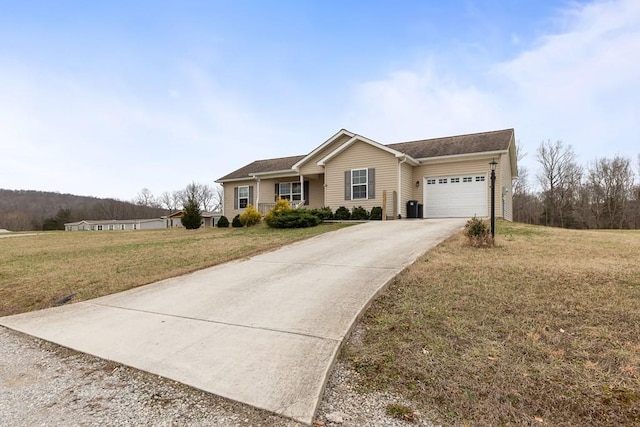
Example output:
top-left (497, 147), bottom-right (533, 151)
top-left (309, 206), bottom-right (333, 221)
top-left (264, 199), bottom-right (292, 226)
top-left (239, 205), bottom-right (261, 227)
top-left (231, 214), bottom-right (242, 228)
top-left (216, 215), bottom-right (229, 228)
top-left (267, 210), bottom-right (320, 228)
top-left (370, 206), bottom-right (383, 220)
top-left (464, 216), bottom-right (493, 247)
top-left (333, 206), bottom-right (351, 220)
top-left (351, 206), bottom-right (369, 220)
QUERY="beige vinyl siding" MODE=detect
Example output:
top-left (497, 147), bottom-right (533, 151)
top-left (400, 161), bottom-right (414, 218)
top-left (413, 156), bottom-right (505, 218)
top-left (223, 179), bottom-right (255, 218)
top-left (298, 134), bottom-right (352, 175)
top-left (501, 150), bottom-right (514, 221)
top-left (306, 177), bottom-right (324, 208)
top-left (324, 141), bottom-right (397, 216)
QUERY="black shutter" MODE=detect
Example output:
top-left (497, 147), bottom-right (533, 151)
top-left (233, 187), bottom-right (238, 209)
top-left (304, 181), bottom-right (309, 205)
top-left (248, 186), bottom-right (254, 206)
top-left (275, 183), bottom-right (279, 201)
top-left (344, 171), bottom-right (351, 200)
top-left (368, 168), bottom-right (375, 199)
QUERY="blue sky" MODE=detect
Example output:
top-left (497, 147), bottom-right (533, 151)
top-left (1, 0), bottom-right (638, 200)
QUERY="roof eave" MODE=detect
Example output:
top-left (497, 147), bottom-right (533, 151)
top-left (417, 150), bottom-right (509, 162)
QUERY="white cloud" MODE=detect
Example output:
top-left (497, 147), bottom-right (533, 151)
top-left (343, 0), bottom-right (640, 173)
top-left (344, 63), bottom-right (507, 143)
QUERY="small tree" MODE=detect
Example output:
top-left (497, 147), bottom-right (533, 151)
top-left (181, 196), bottom-right (202, 229)
top-left (232, 214), bottom-right (243, 228)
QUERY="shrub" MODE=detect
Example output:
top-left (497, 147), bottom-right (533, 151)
top-left (464, 216), bottom-right (493, 247)
top-left (239, 205), bottom-right (261, 227)
top-left (231, 214), bottom-right (242, 228)
top-left (216, 215), bottom-right (229, 228)
top-left (333, 206), bottom-right (351, 220)
top-left (351, 206), bottom-right (369, 220)
top-left (309, 206), bottom-right (333, 221)
top-left (370, 206), bottom-right (383, 220)
top-left (264, 199), bottom-right (292, 226)
top-left (267, 210), bottom-right (320, 228)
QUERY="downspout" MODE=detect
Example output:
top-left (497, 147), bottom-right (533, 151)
top-left (398, 157), bottom-right (407, 219)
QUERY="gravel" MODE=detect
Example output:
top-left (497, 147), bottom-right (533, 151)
top-left (1, 326), bottom-right (436, 426)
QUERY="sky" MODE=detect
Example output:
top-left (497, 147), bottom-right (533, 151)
top-left (1, 0), bottom-right (638, 201)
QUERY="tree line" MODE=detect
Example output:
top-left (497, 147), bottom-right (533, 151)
top-left (0, 182), bottom-right (223, 231)
top-left (514, 140), bottom-right (640, 229)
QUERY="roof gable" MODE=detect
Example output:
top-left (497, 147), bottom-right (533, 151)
top-left (317, 134), bottom-right (418, 166)
top-left (291, 129), bottom-right (355, 170)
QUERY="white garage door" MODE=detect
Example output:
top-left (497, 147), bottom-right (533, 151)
top-left (424, 174), bottom-right (487, 218)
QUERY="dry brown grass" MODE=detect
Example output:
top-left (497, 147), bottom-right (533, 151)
top-left (0, 223), bottom-right (348, 316)
top-left (345, 221), bottom-right (640, 426)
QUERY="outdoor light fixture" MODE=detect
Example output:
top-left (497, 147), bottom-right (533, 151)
top-left (415, 180), bottom-right (420, 188)
top-left (489, 158), bottom-right (497, 240)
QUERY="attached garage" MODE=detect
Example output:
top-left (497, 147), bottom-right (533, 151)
top-left (423, 174), bottom-right (487, 218)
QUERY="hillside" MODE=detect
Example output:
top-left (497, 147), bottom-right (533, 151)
top-left (0, 189), bottom-right (168, 231)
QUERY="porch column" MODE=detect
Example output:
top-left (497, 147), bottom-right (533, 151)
top-left (300, 174), bottom-right (304, 203)
top-left (255, 178), bottom-right (260, 207)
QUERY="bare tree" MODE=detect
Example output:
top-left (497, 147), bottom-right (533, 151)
top-left (536, 140), bottom-right (582, 228)
top-left (178, 182), bottom-right (223, 212)
top-left (159, 191), bottom-right (178, 213)
top-left (135, 188), bottom-right (160, 208)
top-left (586, 156), bottom-right (635, 228)
top-left (512, 144), bottom-right (542, 224)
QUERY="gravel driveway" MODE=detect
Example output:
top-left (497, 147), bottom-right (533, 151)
top-left (1, 326), bottom-right (435, 426)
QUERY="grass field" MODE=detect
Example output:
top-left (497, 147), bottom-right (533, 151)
top-left (0, 223), bottom-right (349, 317)
top-left (344, 221), bottom-right (640, 426)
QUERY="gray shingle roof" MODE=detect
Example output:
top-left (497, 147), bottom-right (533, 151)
top-left (217, 129), bottom-right (513, 181)
top-left (217, 155), bottom-right (306, 181)
top-left (387, 128), bottom-right (514, 159)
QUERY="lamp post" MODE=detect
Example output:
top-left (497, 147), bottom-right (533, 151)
top-left (489, 158), bottom-right (497, 240)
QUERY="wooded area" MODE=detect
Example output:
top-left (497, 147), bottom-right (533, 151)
top-left (0, 182), bottom-right (224, 232)
top-left (514, 141), bottom-right (640, 229)
top-left (0, 190), bottom-right (169, 231)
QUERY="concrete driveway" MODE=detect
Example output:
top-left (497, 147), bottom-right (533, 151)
top-left (0, 218), bottom-right (465, 424)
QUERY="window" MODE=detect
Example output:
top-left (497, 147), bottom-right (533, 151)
top-left (426, 179), bottom-right (436, 185)
top-left (238, 186), bottom-right (249, 208)
top-left (120, 224), bottom-right (126, 230)
top-left (438, 178), bottom-right (448, 184)
top-left (278, 182), bottom-right (302, 201)
top-left (451, 177), bottom-right (460, 183)
top-left (352, 169), bottom-right (367, 199)
top-left (475, 176), bottom-right (486, 182)
top-left (463, 177), bottom-right (473, 183)
top-left (108, 224), bottom-right (114, 231)
top-left (97, 225), bottom-right (103, 231)
top-left (133, 223), bottom-right (138, 230)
